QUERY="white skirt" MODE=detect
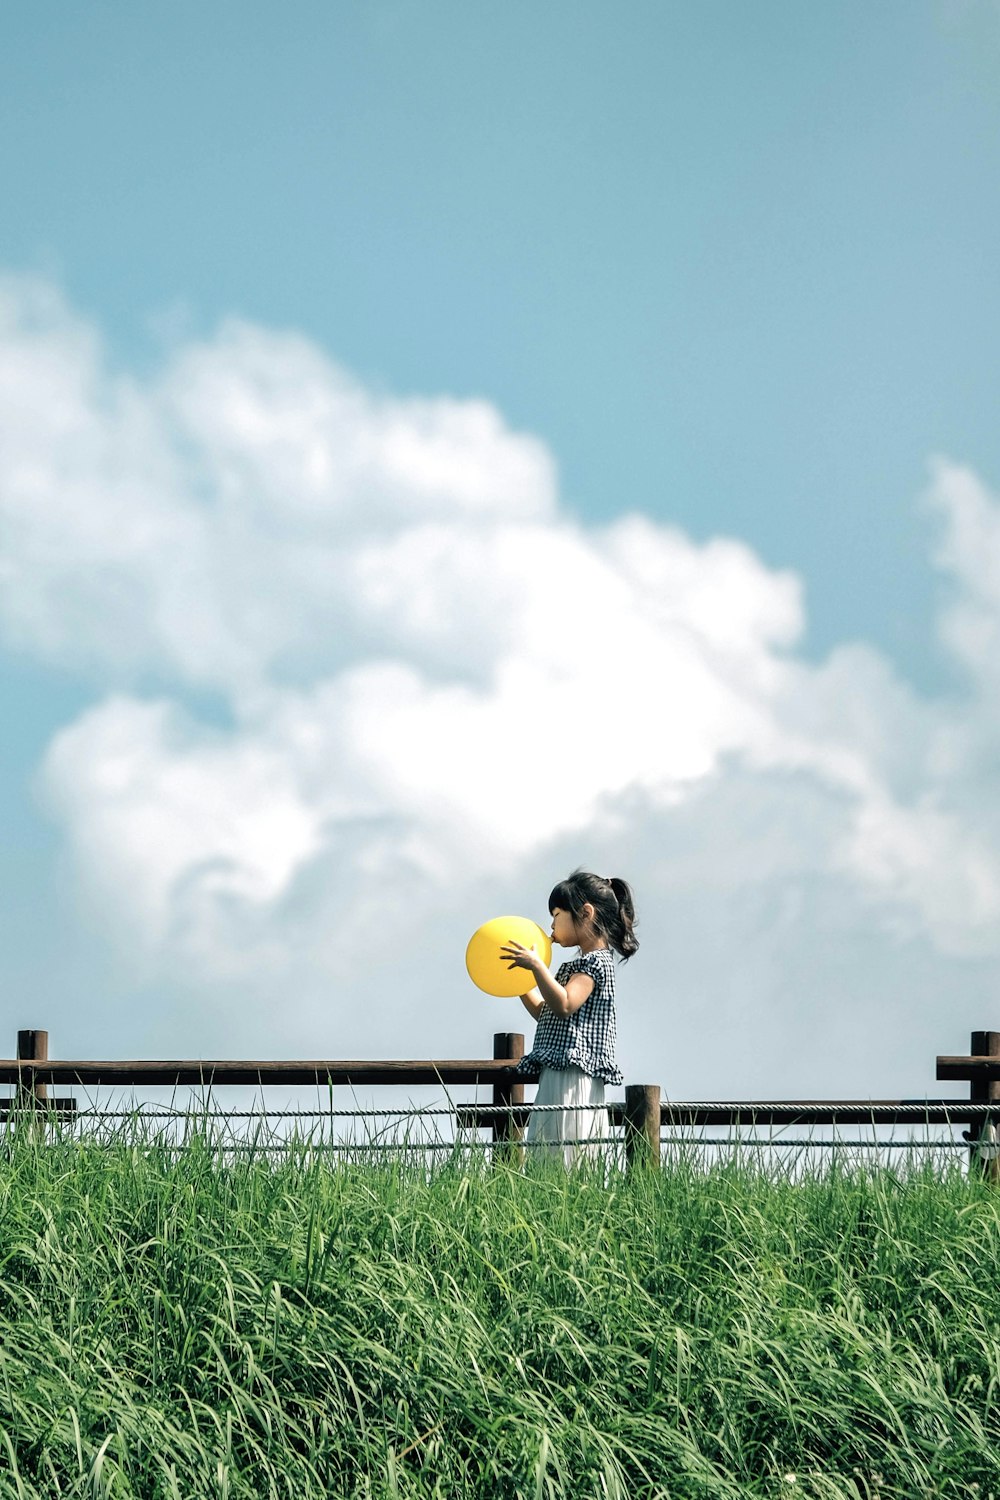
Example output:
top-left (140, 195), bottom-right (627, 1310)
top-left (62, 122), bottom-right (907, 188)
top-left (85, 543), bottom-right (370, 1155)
top-left (525, 1066), bottom-right (608, 1167)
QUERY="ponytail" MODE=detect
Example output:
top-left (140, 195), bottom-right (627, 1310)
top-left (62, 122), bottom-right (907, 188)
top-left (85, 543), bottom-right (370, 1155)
top-left (607, 876), bottom-right (639, 960)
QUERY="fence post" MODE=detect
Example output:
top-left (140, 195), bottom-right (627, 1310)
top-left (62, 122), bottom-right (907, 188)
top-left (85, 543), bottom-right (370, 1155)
top-left (492, 1032), bottom-right (524, 1165)
top-left (969, 1030), bottom-right (1000, 1183)
top-left (17, 1030), bottom-right (48, 1110)
top-left (624, 1084), bottom-right (661, 1170)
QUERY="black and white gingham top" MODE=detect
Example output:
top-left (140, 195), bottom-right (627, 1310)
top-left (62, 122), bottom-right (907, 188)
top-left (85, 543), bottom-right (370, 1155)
top-left (516, 948), bottom-right (623, 1085)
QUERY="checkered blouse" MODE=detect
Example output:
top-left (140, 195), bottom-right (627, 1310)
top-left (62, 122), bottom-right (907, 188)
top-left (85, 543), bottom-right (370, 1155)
top-left (516, 947), bottom-right (623, 1085)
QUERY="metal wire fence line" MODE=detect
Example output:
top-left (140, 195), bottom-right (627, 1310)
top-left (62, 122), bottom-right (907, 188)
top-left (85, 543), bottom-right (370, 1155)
top-left (1, 1098), bottom-right (989, 1166)
top-left (39, 1099), bottom-right (1000, 1120)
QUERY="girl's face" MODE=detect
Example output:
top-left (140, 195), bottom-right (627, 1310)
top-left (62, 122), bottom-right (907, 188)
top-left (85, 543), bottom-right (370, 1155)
top-left (549, 906), bottom-right (582, 948)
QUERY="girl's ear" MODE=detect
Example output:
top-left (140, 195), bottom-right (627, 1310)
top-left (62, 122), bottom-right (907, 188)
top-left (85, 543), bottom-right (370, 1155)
top-left (581, 902), bottom-right (597, 927)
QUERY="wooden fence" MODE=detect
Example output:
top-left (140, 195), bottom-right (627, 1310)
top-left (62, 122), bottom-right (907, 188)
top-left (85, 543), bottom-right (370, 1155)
top-left (2, 1026), bottom-right (999, 1172)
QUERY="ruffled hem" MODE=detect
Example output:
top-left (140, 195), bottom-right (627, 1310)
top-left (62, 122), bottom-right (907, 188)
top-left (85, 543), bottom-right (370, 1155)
top-left (516, 1049), bottom-right (623, 1086)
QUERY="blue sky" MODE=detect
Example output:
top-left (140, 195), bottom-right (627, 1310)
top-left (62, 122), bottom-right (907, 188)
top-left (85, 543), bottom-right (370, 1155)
top-left (2, 2), bottom-right (1000, 1098)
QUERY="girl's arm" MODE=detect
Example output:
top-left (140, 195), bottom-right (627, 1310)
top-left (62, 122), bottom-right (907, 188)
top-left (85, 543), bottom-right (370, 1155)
top-left (520, 987), bottom-right (544, 1020)
top-left (533, 965), bottom-right (594, 1018)
top-left (501, 943), bottom-right (595, 1018)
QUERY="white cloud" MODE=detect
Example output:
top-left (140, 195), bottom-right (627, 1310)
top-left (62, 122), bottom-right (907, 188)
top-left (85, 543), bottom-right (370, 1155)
top-left (42, 696), bottom-right (323, 952)
top-left (837, 791), bottom-right (1000, 951)
top-left (162, 319), bottom-right (557, 528)
top-left (0, 280), bottom-right (557, 699)
top-left (925, 457), bottom-right (1000, 693)
top-left (5, 275), bottom-right (1000, 1088)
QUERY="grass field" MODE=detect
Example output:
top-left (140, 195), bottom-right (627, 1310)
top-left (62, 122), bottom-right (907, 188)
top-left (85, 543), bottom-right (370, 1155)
top-left (0, 1122), bottom-right (998, 1499)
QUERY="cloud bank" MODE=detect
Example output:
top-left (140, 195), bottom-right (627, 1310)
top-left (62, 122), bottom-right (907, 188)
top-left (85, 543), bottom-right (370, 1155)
top-left (3, 274), bottom-right (1000, 1090)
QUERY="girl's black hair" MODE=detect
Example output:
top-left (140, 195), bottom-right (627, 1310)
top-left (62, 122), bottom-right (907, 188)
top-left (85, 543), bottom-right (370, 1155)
top-left (548, 869), bottom-right (639, 961)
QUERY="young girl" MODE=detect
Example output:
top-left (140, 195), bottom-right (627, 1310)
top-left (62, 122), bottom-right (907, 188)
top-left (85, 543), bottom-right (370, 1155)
top-left (500, 870), bottom-right (638, 1166)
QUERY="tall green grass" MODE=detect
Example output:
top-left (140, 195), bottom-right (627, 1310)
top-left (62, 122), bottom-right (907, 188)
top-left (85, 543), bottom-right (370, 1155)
top-left (0, 1121), bottom-right (997, 1498)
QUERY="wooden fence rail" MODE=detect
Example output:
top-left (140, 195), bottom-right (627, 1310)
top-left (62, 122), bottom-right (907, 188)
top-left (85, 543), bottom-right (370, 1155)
top-left (3, 1027), bottom-right (999, 1173)
top-left (0, 1059), bottom-right (527, 1087)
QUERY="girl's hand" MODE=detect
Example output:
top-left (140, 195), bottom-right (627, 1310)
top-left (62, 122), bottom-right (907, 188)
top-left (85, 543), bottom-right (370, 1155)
top-left (500, 940), bottom-right (542, 974)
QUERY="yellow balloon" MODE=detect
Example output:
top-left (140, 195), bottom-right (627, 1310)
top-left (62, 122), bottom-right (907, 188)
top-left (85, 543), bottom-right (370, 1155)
top-left (465, 915), bottom-right (553, 997)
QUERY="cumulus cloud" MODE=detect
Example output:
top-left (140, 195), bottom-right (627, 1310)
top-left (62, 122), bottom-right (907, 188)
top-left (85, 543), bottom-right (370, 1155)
top-left (0, 278), bottom-right (557, 698)
top-left (4, 274), bottom-right (1000, 1087)
top-left (925, 457), bottom-right (1000, 696)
